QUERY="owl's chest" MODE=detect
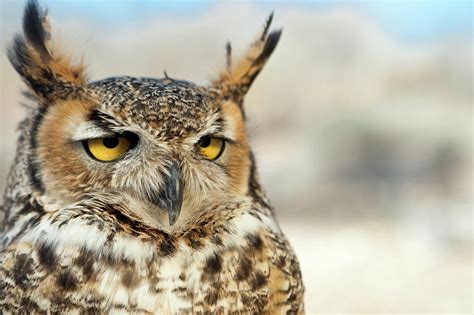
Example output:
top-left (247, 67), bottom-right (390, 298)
top-left (87, 236), bottom-right (269, 313)
top-left (8, 210), bottom-right (277, 313)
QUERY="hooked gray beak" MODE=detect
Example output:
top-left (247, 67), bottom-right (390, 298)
top-left (149, 162), bottom-right (183, 226)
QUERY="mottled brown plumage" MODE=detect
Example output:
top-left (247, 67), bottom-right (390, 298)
top-left (0, 1), bottom-right (304, 313)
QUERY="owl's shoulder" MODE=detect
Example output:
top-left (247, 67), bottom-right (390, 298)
top-left (210, 209), bottom-right (305, 313)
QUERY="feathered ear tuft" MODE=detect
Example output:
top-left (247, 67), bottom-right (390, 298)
top-left (8, 0), bottom-right (87, 103)
top-left (213, 12), bottom-right (282, 105)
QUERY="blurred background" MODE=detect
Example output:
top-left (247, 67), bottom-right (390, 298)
top-left (0, 0), bottom-right (472, 313)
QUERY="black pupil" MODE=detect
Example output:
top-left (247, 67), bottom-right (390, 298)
top-left (103, 137), bottom-right (119, 148)
top-left (198, 136), bottom-right (211, 148)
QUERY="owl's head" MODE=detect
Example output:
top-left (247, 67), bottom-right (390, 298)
top-left (9, 1), bottom-right (281, 229)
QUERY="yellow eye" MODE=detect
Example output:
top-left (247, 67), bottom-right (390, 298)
top-left (85, 136), bottom-right (131, 162)
top-left (198, 136), bottom-right (225, 160)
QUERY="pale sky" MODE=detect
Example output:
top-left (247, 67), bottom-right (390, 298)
top-left (1, 0), bottom-right (472, 44)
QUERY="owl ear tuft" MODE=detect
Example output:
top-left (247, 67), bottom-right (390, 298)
top-left (8, 0), bottom-right (87, 103)
top-left (212, 12), bottom-right (282, 105)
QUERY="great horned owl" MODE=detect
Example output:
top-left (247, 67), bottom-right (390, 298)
top-left (0, 1), bottom-right (304, 313)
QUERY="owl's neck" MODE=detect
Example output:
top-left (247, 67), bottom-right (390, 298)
top-left (1, 110), bottom-right (40, 231)
top-left (246, 151), bottom-right (272, 211)
top-left (8, 196), bottom-right (280, 270)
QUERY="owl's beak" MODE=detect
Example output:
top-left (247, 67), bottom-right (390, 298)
top-left (156, 162), bottom-right (183, 226)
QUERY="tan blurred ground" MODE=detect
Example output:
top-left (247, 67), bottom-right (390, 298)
top-left (0, 2), bottom-right (472, 313)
